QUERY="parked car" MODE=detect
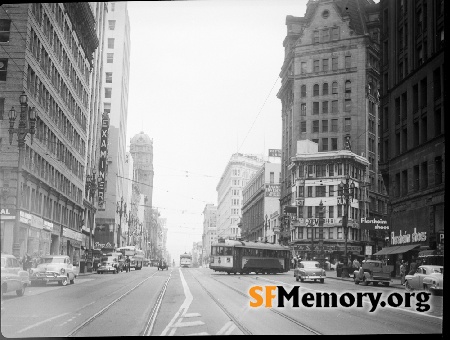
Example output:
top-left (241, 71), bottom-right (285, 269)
top-left (353, 260), bottom-right (393, 287)
top-left (143, 258), bottom-right (150, 267)
top-left (97, 254), bottom-right (124, 274)
top-left (157, 260), bottom-right (168, 271)
top-left (294, 261), bottom-right (326, 283)
top-left (1, 254), bottom-right (30, 297)
top-left (405, 265), bottom-right (443, 295)
top-left (29, 255), bottom-right (77, 286)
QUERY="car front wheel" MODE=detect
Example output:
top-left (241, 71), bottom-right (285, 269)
top-left (16, 284), bottom-right (26, 296)
top-left (58, 277), bottom-right (68, 286)
top-left (405, 280), bottom-right (414, 292)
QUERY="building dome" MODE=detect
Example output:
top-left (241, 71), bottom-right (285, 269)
top-left (130, 131), bottom-right (152, 145)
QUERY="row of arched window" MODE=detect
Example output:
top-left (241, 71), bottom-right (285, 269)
top-left (300, 81), bottom-right (352, 97)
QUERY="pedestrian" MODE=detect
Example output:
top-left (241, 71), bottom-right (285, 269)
top-left (400, 261), bottom-right (406, 285)
top-left (353, 258), bottom-right (360, 270)
top-left (408, 258), bottom-right (418, 275)
top-left (126, 255), bottom-right (131, 272)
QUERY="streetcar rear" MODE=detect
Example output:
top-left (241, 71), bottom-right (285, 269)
top-left (209, 240), bottom-right (290, 274)
top-left (180, 253), bottom-right (192, 268)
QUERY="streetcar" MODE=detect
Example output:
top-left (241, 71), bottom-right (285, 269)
top-left (117, 246), bottom-right (145, 270)
top-left (210, 239), bottom-right (290, 274)
top-left (180, 253), bottom-right (192, 268)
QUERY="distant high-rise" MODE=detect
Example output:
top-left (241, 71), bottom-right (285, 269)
top-left (95, 1), bottom-right (131, 249)
top-left (216, 153), bottom-right (264, 239)
top-left (202, 204), bottom-right (217, 265)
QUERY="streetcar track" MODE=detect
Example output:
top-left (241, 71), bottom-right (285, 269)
top-left (189, 270), bottom-right (253, 335)
top-left (142, 270), bottom-right (173, 336)
top-left (200, 271), bottom-right (322, 335)
top-left (66, 271), bottom-right (160, 337)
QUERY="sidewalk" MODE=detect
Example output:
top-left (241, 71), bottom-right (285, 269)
top-left (289, 269), bottom-right (405, 290)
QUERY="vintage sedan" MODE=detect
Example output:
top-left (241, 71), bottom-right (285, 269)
top-left (97, 255), bottom-right (124, 274)
top-left (295, 260), bottom-right (326, 283)
top-left (405, 265), bottom-right (443, 295)
top-left (1, 254), bottom-right (30, 297)
top-left (29, 255), bottom-right (77, 286)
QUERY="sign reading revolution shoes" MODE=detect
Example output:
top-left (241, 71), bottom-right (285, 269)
top-left (97, 113), bottom-right (110, 211)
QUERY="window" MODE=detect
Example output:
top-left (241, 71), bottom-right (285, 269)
top-left (434, 108), bottom-right (441, 136)
top-left (345, 80), bottom-right (351, 93)
top-left (421, 162), bottom-right (428, 189)
top-left (313, 84), bottom-right (319, 96)
top-left (314, 60), bottom-right (320, 72)
top-left (332, 57), bottom-right (338, 71)
top-left (332, 27), bottom-right (339, 40)
top-left (301, 85), bottom-right (306, 97)
top-left (413, 121), bottom-right (419, 147)
top-left (0, 19), bottom-right (11, 42)
top-left (435, 156), bottom-right (443, 185)
top-left (331, 119), bottom-right (338, 132)
top-left (105, 88), bottom-right (112, 98)
top-left (421, 117), bottom-right (427, 143)
top-left (111, 2), bottom-right (115, 11)
top-left (108, 20), bottom-right (116, 30)
top-left (323, 83), bottom-right (329, 95)
top-left (300, 103), bottom-right (306, 116)
top-left (104, 102), bottom-right (111, 113)
top-left (412, 84), bottom-right (418, 113)
top-left (322, 29), bottom-right (330, 42)
top-left (312, 120), bottom-right (319, 133)
top-left (402, 170), bottom-right (408, 196)
top-left (107, 38), bottom-right (115, 49)
top-left (107, 53), bottom-right (114, 63)
top-left (401, 92), bottom-right (407, 120)
top-left (331, 138), bottom-right (338, 150)
top-left (270, 172), bottom-right (274, 184)
top-left (322, 59), bottom-right (329, 71)
top-left (316, 186), bottom-right (326, 197)
top-left (300, 121), bottom-right (306, 133)
top-left (322, 138), bottom-right (328, 151)
top-left (345, 56), bottom-right (351, 68)
top-left (433, 68), bottom-right (441, 100)
top-left (344, 118), bottom-right (351, 132)
top-left (322, 101), bottom-right (328, 114)
top-left (331, 100), bottom-right (338, 113)
top-left (332, 81), bottom-right (338, 94)
top-left (0, 59), bottom-right (7, 81)
top-left (301, 62), bottom-right (307, 74)
top-left (105, 72), bottom-right (112, 83)
top-left (307, 187), bottom-right (313, 198)
top-left (313, 102), bottom-right (319, 115)
top-left (313, 30), bottom-right (320, 44)
top-left (420, 77), bottom-right (427, 108)
top-left (322, 120), bottom-right (328, 132)
top-left (344, 99), bottom-right (351, 112)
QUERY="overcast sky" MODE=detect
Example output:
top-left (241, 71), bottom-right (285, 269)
top-left (126, 0), bottom-right (307, 262)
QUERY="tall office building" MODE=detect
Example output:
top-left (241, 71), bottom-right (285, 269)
top-left (277, 0), bottom-right (387, 244)
top-left (202, 203), bottom-right (217, 265)
top-left (377, 0), bottom-right (444, 261)
top-left (216, 153), bottom-right (264, 240)
top-left (94, 1), bottom-right (131, 250)
top-left (82, 2), bottom-right (107, 260)
top-left (0, 4), bottom-right (98, 264)
top-left (129, 132), bottom-right (154, 257)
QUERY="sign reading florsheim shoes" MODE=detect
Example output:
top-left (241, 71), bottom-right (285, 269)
top-left (360, 217), bottom-right (390, 231)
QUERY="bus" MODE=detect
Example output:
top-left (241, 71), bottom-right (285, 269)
top-left (210, 239), bottom-right (290, 274)
top-left (180, 253), bottom-right (192, 268)
top-left (117, 246), bottom-right (145, 270)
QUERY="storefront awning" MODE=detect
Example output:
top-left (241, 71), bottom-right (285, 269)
top-left (373, 244), bottom-right (420, 255)
top-left (418, 249), bottom-right (444, 257)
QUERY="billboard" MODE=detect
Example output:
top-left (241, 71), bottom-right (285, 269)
top-left (265, 184), bottom-right (280, 197)
top-left (97, 113), bottom-right (110, 211)
top-left (268, 149), bottom-right (281, 157)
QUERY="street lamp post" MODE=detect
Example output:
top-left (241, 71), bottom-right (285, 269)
top-left (8, 92), bottom-right (37, 257)
top-left (85, 169), bottom-right (97, 251)
top-left (116, 196), bottom-right (127, 249)
top-left (318, 200), bottom-right (325, 264)
top-left (338, 173), bottom-right (355, 278)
